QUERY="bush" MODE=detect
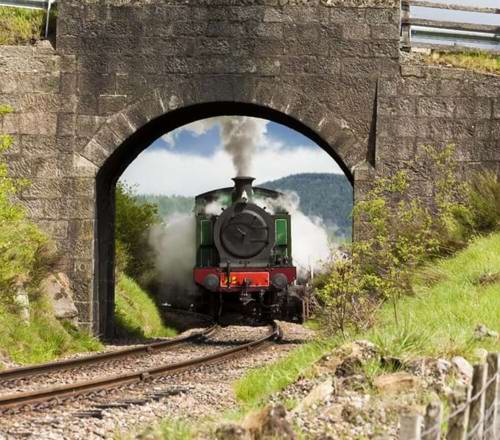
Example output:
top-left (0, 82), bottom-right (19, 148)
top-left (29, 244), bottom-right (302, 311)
top-left (318, 145), bottom-right (471, 333)
top-left (461, 171), bottom-right (500, 234)
top-left (115, 182), bottom-right (160, 283)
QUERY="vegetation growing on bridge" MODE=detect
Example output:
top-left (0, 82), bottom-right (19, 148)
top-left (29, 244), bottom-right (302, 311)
top-left (0, 7), bottom-right (55, 45)
top-left (425, 51), bottom-right (500, 76)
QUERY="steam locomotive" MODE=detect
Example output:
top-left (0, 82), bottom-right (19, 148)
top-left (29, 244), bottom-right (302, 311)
top-left (193, 177), bottom-right (306, 323)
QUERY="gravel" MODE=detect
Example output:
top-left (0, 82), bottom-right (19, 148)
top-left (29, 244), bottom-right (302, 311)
top-left (0, 322), bottom-right (313, 440)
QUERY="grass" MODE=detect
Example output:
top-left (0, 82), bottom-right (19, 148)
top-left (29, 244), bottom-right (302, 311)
top-left (234, 340), bottom-right (334, 408)
top-left (366, 231), bottom-right (500, 360)
top-left (114, 273), bottom-right (176, 339)
top-left (0, 296), bottom-right (102, 367)
top-left (0, 7), bottom-right (52, 45)
top-left (424, 51), bottom-right (500, 76)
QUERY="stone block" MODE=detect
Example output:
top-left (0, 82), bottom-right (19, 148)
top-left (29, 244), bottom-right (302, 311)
top-left (36, 220), bottom-right (70, 240)
top-left (329, 8), bottom-right (365, 23)
top-left (76, 115), bottom-right (107, 138)
top-left (98, 94), bottom-right (129, 116)
top-left (4, 112), bottom-right (57, 135)
top-left (417, 97), bottom-right (455, 118)
top-left (60, 73), bottom-right (77, 95)
top-left (342, 23), bottom-right (371, 40)
top-left (376, 137), bottom-right (416, 162)
top-left (493, 98), bottom-right (500, 119)
top-left (454, 97), bottom-right (492, 120)
top-left (370, 23), bottom-right (398, 40)
top-left (21, 135), bottom-right (57, 157)
top-left (365, 8), bottom-right (399, 25)
top-left (57, 113), bottom-right (76, 137)
top-left (378, 96), bottom-right (416, 117)
top-left (72, 154), bottom-right (98, 178)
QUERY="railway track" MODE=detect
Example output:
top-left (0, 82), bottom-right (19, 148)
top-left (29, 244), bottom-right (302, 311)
top-left (0, 324), bottom-right (217, 384)
top-left (0, 321), bottom-right (281, 414)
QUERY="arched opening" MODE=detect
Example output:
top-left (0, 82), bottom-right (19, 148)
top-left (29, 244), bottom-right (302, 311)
top-left (96, 102), bottom-right (354, 337)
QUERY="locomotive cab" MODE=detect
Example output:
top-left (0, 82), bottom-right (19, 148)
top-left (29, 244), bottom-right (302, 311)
top-left (193, 177), bottom-right (304, 323)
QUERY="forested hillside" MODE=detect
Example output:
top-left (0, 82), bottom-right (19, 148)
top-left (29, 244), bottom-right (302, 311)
top-left (138, 173), bottom-right (353, 238)
top-left (260, 173), bottom-right (353, 237)
top-left (136, 194), bottom-right (193, 219)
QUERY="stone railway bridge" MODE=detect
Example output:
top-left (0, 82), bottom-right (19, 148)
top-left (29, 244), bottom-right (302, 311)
top-left (0, 0), bottom-right (499, 335)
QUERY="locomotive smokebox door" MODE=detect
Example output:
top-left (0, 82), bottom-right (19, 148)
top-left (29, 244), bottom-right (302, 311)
top-left (214, 178), bottom-right (275, 266)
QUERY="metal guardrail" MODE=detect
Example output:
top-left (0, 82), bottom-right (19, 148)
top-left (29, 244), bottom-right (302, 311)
top-left (401, 0), bottom-right (500, 54)
top-left (0, 0), bottom-right (56, 39)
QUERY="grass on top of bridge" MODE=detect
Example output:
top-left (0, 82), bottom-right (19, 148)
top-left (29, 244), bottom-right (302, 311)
top-left (0, 6), bottom-right (55, 45)
top-left (425, 51), bottom-right (500, 76)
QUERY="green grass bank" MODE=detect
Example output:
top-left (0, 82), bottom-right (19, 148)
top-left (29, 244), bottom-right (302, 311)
top-left (0, 298), bottom-right (102, 368)
top-left (114, 273), bottom-right (176, 339)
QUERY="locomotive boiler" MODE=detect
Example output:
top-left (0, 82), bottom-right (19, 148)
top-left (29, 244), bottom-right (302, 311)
top-left (193, 177), bottom-right (305, 323)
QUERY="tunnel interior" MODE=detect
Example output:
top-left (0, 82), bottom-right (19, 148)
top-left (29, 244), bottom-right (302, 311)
top-left (96, 101), bottom-right (354, 337)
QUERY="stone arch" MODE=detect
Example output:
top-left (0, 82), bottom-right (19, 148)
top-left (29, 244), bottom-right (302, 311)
top-left (80, 82), bottom-right (369, 336)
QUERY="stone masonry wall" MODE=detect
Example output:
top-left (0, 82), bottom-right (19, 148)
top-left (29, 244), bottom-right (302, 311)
top-left (377, 64), bottom-right (500, 200)
top-left (56, 0), bottom-right (401, 333)
top-left (1, 0), bottom-right (499, 333)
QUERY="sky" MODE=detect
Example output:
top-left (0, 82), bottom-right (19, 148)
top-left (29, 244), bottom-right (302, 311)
top-left (120, 118), bottom-right (342, 196)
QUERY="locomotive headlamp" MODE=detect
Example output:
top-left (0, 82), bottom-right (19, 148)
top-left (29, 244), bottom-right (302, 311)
top-left (271, 273), bottom-right (288, 290)
top-left (203, 274), bottom-right (219, 291)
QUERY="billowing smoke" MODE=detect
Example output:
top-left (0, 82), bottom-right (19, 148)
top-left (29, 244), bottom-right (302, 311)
top-left (258, 191), bottom-right (333, 279)
top-left (148, 214), bottom-right (198, 307)
top-left (219, 117), bottom-right (268, 176)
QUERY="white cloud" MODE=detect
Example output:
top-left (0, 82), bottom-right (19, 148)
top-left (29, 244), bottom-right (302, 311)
top-left (120, 146), bottom-right (343, 196)
top-left (160, 117), bottom-right (229, 146)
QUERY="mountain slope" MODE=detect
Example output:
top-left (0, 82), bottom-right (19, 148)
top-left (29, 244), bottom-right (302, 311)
top-left (260, 173), bottom-right (353, 236)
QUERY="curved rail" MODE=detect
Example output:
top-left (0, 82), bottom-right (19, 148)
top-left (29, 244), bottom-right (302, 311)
top-left (0, 325), bottom-right (218, 382)
top-left (0, 322), bottom-right (280, 412)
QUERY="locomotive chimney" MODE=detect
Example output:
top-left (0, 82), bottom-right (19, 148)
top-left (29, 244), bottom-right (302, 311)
top-left (232, 176), bottom-right (255, 203)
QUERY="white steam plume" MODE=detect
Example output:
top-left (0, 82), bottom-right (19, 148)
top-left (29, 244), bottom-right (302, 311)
top-left (258, 191), bottom-right (333, 279)
top-left (148, 214), bottom-right (198, 307)
top-left (219, 117), bottom-right (268, 176)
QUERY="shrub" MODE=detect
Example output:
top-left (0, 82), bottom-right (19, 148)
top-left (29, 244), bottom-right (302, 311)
top-left (115, 182), bottom-right (160, 283)
top-left (462, 171), bottom-right (500, 234)
top-left (318, 145), bottom-right (471, 333)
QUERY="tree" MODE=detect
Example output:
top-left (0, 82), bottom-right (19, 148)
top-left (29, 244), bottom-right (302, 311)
top-left (115, 182), bottom-right (160, 283)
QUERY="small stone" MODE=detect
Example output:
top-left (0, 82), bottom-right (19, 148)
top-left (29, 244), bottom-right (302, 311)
top-left (294, 378), bottom-right (334, 413)
top-left (243, 404), bottom-right (295, 440)
top-left (474, 324), bottom-right (499, 339)
top-left (40, 272), bottom-right (78, 321)
top-left (373, 372), bottom-right (420, 394)
top-left (215, 423), bottom-right (247, 440)
top-left (435, 359), bottom-right (452, 375)
top-left (451, 356), bottom-right (473, 379)
top-left (473, 348), bottom-right (488, 362)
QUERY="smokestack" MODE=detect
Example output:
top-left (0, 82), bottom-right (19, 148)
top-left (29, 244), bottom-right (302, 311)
top-left (232, 176), bottom-right (255, 203)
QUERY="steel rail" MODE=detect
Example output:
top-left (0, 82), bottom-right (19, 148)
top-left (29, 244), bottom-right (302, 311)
top-left (0, 325), bottom-right (217, 382)
top-left (0, 322), bottom-right (280, 412)
top-left (402, 0), bottom-right (500, 15)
